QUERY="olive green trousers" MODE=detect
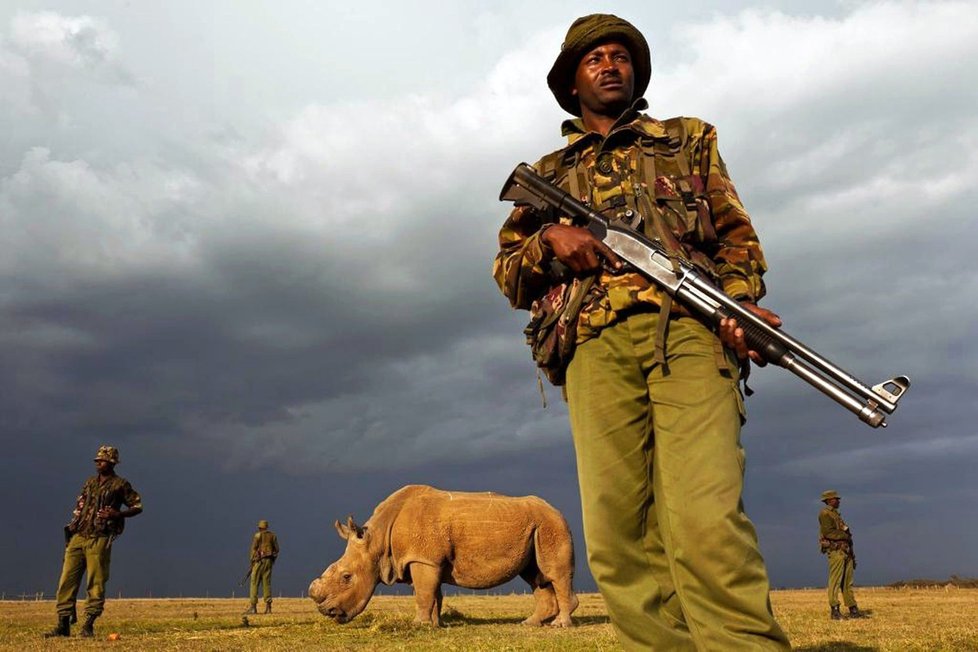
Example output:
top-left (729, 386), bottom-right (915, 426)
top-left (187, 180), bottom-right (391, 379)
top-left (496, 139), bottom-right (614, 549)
top-left (249, 558), bottom-right (274, 605)
top-left (826, 550), bottom-right (856, 608)
top-left (565, 311), bottom-right (789, 651)
top-left (55, 534), bottom-right (112, 618)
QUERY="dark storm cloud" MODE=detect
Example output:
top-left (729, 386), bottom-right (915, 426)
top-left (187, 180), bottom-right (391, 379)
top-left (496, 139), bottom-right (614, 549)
top-left (2, 2), bottom-right (977, 597)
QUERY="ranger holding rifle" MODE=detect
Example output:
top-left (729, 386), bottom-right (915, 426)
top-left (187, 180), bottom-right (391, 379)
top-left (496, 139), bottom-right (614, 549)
top-left (493, 13), bottom-right (797, 650)
top-left (43, 446), bottom-right (142, 639)
top-left (494, 14), bottom-right (910, 650)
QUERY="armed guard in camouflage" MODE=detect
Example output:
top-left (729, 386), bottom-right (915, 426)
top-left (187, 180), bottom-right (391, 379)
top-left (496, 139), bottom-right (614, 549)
top-left (244, 519), bottom-right (279, 614)
top-left (43, 446), bottom-right (143, 639)
top-left (493, 13), bottom-right (789, 651)
top-left (819, 490), bottom-right (866, 619)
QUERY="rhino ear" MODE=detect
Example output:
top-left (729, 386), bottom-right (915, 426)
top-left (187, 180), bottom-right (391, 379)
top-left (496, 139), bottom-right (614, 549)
top-left (348, 517), bottom-right (366, 541)
top-left (334, 518), bottom-right (351, 540)
top-left (338, 516), bottom-right (367, 542)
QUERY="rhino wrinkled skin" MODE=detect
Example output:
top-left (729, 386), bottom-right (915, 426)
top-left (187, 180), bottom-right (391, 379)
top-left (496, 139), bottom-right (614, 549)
top-left (308, 484), bottom-right (579, 627)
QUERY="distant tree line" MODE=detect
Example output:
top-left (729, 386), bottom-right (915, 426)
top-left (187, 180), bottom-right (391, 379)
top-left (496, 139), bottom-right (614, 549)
top-left (888, 575), bottom-right (978, 588)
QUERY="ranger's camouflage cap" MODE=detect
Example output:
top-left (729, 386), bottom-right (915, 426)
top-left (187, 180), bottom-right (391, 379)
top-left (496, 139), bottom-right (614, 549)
top-left (94, 445), bottom-right (120, 465)
top-left (547, 13), bottom-right (651, 117)
top-left (258, 520), bottom-right (269, 529)
top-left (821, 490), bottom-right (841, 502)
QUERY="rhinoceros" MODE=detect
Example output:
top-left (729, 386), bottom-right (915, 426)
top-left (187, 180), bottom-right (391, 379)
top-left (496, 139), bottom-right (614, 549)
top-left (308, 484), bottom-right (578, 627)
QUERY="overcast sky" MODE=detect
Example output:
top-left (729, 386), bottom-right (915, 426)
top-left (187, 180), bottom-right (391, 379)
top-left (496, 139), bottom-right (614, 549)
top-left (2, 0), bottom-right (976, 602)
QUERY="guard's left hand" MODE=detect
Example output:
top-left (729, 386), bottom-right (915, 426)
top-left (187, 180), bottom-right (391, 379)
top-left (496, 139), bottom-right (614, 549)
top-left (97, 507), bottom-right (121, 519)
top-left (719, 303), bottom-right (782, 365)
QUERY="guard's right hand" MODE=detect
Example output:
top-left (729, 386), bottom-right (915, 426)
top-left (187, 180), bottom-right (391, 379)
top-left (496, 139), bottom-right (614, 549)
top-left (542, 224), bottom-right (622, 273)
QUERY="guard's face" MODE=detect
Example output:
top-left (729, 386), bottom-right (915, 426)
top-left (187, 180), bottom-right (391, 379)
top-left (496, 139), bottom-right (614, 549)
top-left (94, 459), bottom-right (114, 473)
top-left (571, 41), bottom-right (635, 116)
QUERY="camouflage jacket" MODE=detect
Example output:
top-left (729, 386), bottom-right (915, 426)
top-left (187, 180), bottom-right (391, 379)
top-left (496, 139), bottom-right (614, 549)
top-left (493, 101), bottom-right (768, 344)
top-left (819, 506), bottom-right (853, 554)
top-left (66, 473), bottom-right (142, 539)
top-left (251, 530), bottom-right (279, 562)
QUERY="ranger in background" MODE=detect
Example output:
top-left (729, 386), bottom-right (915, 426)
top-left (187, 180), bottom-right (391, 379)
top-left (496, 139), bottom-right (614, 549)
top-left (244, 519), bottom-right (279, 614)
top-left (819, 490), bottom-right (865, 619)
top-left (44, 445), bottom-right (143, 638)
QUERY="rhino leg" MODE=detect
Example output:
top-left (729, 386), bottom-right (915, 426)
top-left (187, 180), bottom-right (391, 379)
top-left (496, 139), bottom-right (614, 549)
top-left (533, 526), bottom-right (579, 627)
top-left (409, 562), bottom-right (443, 627)
top-left (548, 581), bottom-right (579, 628)
top-left (519, 569), bottom-right (558, 627)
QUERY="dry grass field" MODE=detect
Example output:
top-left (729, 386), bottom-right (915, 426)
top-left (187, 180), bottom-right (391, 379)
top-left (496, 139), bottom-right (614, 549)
top-left (2, 587), bottom-right (976, 651)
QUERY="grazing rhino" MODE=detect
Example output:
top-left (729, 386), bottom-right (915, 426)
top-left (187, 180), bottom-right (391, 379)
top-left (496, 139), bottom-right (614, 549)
top-left (308, 484), bottom-right (578, 627)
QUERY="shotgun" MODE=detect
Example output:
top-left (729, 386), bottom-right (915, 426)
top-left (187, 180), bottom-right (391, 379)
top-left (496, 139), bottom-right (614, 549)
top-left (500, 162), bottom-right (910, 428)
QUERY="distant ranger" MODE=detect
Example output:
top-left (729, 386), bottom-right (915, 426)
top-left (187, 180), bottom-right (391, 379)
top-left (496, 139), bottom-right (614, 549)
top-left (44, 445), bottom-right (143, 638)
top-left (818, 490), bottom-right (865, 619)
top-left (244, 519), bottom-right (279, 614)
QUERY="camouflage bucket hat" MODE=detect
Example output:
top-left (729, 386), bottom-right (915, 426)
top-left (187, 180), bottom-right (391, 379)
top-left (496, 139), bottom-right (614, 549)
top-left (821, 490), bottom-right (840, 502)
top-left (94, 445), bottom-right (120, 464)
top-left (258, 520), bottom-right (269, 529)
top-left (547, 13), bottom-right (651, 117)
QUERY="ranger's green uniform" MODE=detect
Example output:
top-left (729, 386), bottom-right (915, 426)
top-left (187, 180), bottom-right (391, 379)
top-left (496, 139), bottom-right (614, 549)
top-left (248, 520), bottom-right (279, 613)
top-left (50, 446), bottom-right (142, 636)
top-left (819, 490), bottom-right (860, 617)
top-left (493, 14), bottom-right (788, 651)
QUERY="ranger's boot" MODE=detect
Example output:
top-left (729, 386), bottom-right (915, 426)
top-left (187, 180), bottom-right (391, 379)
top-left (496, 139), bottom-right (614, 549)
top-left (79, 614), bottom-right (98, 638)
top-left (264, 601), bottom-right (272, 614)
top-left (848, 605), bottom-right (866, 618)
top-left (830, 605), bottom-right (843, 620)
top-left (243, 603), bottom-right (258, 615)
top-left (43, 615), bottom-right (71, 638)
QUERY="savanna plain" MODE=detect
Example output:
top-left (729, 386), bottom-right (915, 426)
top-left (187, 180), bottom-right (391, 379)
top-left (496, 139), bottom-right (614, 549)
top-left (3, 587), bottom-right (976, 651)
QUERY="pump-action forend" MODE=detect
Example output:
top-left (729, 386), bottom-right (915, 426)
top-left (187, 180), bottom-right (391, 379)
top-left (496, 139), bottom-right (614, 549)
top-left (500, 162), bottom-right (910, 428)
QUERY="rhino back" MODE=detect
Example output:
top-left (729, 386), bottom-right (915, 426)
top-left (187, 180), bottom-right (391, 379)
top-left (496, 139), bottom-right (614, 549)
top-left (364, 485), bottom-right (435, 528)
top-left (390, 490), bottom-right (568, 589)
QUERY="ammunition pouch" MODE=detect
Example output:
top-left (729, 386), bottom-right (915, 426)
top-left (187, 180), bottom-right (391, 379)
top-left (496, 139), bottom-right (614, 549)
top-left (524, 275), bottom-right (599, 386)
top-left (821, 538), bottom-right (852, 555)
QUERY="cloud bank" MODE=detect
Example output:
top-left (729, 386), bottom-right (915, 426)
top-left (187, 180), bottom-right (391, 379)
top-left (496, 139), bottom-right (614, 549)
top-left (3, 4), bottom-right (976, 475)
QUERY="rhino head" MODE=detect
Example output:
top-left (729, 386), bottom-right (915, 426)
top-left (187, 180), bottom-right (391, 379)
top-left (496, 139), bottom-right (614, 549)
top-left (308, 516), bottom-right (393, 623)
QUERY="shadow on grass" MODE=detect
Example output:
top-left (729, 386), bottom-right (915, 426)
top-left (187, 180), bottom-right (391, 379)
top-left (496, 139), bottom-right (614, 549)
top-left (441, 614), bottom-right (611, 627)
top-left (795, 644), bottom-right (878, 652)
top-left (350, 609), bottom-right (610, 631)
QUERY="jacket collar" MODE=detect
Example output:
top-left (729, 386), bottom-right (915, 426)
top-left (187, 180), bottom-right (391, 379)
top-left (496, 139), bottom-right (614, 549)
top-left (559, 98), bottom-right (668, 151)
